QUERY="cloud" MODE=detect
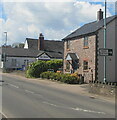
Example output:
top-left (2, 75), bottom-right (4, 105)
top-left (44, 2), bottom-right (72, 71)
top-left (0, 18), bottom-right (6, 45)
top-left (77, 0), bottom-right (117, 2)
top-left (1, 1), bottom-right (112, 45)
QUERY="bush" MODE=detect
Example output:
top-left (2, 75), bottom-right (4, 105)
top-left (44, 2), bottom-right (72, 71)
top-left (26, 60), bottom-right (63, 78)
top-left (26, 60), bottom-right (47, 78)
top-left (46, 60), bottom-right (63, 72)
top-left (60, 74), bottom-right (79, 84)
top-left (40, 71), bottom-right (53, 79)
top-left (40, 71), bottom-right (79, 84)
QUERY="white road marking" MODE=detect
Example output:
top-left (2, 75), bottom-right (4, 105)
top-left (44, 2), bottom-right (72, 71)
top-left (34, 93), bottom-right (43, 97)
top-left (43, 101), bottom-right (57, 107)
top-left (0, 111), bottom-right (8, 118)
top-left (71, 107), bottom-right (106, 114)
top-left (25, 90), bottom-right (34, 94)
top-left (43, 101), bottom-right (106, 115)
top-left (8, 83), bottom-right (19, 88)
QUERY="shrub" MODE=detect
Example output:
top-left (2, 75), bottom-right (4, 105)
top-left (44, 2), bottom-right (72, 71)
top-left (60, 74), bottom-right (79, 84)
top-left (40, 71), bottom-right (79, 84)
top-left (46, 59), bottom-right (63, 72)
top-left (26, 60), bottom-right (47, 78)
top-left (54, 73), bottom-right (62, 81)
top-left (40, 71), bottom-right (53, 79)
top-left (26, 60), bottom-right (63, 78)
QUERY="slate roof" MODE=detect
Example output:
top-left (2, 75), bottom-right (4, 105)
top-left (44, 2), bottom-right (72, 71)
top-left (66, 53), bottom-right (78, 60)
top-left (26, 38), bottom-right (38, 50)
top-left (63, 15), bottom-right (117, 40)
top-left (26, 38), bottom-right (64, 53)
top-left (1, 47), bottom-right (63, 59)
top-left (1, 47), bottom-right (43, 58)
top-left (37, 51), bottom-right (63, 59)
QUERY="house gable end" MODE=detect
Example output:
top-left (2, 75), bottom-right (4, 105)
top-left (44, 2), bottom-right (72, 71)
top-left (37, 53), bottom-right (51, 60)
top-left (24, 39), bottom-right (28, 49)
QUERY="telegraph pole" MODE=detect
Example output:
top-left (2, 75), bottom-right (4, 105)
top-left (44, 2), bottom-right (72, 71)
top-left (103, 0), bottom-right (107, 83)
top-left (4, 32), bottom-right (7, 46)
top-left (3, 32), bottom-right (7, 72)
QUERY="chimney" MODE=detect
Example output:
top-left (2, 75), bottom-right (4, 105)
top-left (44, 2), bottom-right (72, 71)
top-left (38, 33), bottom-right (44, 50)
top-left (97, 9), bottom-right (103, 21)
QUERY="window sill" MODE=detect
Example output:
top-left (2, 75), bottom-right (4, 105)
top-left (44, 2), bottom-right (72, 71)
top-left (83, 46), bottom-right (89, 49)
top-left (67, 49), bottom-right (70, 51)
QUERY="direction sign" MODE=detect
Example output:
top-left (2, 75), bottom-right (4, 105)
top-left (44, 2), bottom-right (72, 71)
top-left (99, 48), bottom-right (113, 56)
top-left (108, 49), bottom-right (113, 56)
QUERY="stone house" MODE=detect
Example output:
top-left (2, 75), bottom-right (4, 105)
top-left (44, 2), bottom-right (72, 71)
top-left (63, 9), bottom-right (116, 83)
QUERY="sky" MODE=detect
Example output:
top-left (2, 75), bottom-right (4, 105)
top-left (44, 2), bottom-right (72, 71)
top-left (0, 0), bottom-right (116, 46)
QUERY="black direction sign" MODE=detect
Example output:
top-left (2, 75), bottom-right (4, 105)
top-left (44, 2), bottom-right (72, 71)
top-left (99, 48), bottom-right (113, 56)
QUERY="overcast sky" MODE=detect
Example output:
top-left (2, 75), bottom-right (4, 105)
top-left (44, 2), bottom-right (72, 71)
top-left (0, 0), bottom-right (116, 46)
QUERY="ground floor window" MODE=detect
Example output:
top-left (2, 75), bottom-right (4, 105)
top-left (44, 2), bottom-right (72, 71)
top-left (24, 60), bottom-right (29, 66)
top-left (83, 60), bottom-right (88, 70)
top-left (12, 59), bottom-right (17, 67)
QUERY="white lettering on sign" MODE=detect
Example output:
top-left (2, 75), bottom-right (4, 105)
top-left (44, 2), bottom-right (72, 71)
top-left (99, 48), bottom-right (113, 56)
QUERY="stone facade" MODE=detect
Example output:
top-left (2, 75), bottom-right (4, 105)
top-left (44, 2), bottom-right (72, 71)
top-left (64, 35), bottom-right (96, 83)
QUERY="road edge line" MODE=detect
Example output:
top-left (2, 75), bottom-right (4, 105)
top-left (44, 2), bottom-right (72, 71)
top-left (0, 111), bottom-right (8, 119)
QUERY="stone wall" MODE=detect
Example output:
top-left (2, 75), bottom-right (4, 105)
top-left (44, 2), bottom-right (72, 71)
top-left (63, 35), bottom-right (96, 83)
top-left (89, 81), bottom-right (117, 97)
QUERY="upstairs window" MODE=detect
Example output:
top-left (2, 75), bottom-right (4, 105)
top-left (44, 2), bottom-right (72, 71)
top-left (66, 40), bottom-right (70, 50)
top-left (83, 60), bottom-right (88, 70)
top-left (84, 36), bottom-right (88, 48)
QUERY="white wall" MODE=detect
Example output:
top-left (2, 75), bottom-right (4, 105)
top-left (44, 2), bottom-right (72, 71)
top-left (24, 40), bottom-right (28, 49)
top-left (5, 56), bottom-right (36, 69)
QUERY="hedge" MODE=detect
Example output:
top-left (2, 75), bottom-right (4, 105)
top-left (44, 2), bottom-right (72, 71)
top-left (26, 60), bottom-right (47, 78)
top-left (26, 60), bottom-right (63, 78)
top-left (40, 71), bottom-right (80, 84)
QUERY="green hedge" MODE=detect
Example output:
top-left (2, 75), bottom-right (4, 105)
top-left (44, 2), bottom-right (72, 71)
top-left (26, 60), bottom-right (47, 78)
top-left (46, 60), bottom-right (63, 72)
top-left (40, 71), bottom-right (80, 84)
top-left (26, 60), bottom-right (63, 78)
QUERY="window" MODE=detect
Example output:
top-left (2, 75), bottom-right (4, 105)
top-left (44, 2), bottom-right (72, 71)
top-left (83, 60), bottom-right (88, 70)
top-left (66, 40), bottom-right (70, 49)
top-left (84, 36), bottom-right (88, 47)
top-left (12, 59), bottom-right (17, 66)
top-left (24, 60), bottom-right (29, 66)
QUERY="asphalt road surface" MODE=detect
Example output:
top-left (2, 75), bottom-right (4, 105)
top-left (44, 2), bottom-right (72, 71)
top-left (1, 74), bottom-right (116, 118)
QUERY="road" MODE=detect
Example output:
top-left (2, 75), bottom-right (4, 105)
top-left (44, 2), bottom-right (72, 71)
top-left (1, 74), bottom-right (115, 118)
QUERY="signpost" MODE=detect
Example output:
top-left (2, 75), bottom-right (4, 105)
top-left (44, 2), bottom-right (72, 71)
top-left (103, 0), bottom-right (107, 83)
top-left (99, 48), bottom-right (113, 56)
